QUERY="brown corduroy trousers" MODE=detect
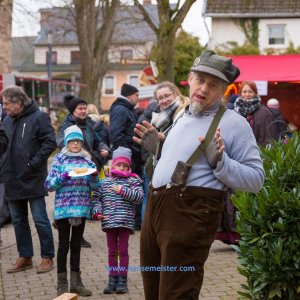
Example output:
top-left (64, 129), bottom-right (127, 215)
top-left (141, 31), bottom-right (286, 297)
top-left (140, 184), bottom-right (225, 300)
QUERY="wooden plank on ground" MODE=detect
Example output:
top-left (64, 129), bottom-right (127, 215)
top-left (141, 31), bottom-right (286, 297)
top-left (53, 293), bottom-right (78, 300)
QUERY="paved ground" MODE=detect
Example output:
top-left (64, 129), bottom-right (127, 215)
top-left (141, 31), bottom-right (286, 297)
top-left (0, 192), bottom-right (244, 300)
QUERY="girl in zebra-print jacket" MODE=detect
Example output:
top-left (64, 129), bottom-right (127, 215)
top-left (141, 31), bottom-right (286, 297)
top-left (91, 146), bottom-right (143, 294)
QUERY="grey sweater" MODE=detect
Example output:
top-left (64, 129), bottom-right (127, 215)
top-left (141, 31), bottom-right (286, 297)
top-left (152, 102), bottom-right (265, 193)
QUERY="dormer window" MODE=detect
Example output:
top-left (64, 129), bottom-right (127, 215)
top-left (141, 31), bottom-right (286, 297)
top-left (121, 49), bottom-right (133, 60)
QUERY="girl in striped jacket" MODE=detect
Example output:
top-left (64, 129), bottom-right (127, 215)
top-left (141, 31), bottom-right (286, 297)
top-left (91, 146), bottom-right (143, 295)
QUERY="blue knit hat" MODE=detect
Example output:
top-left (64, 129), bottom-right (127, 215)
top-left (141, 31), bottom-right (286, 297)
top-left (64, 125), bottom-right (84, 146)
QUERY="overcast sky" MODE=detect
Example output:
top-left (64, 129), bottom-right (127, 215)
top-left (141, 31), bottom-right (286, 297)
top-left (12, 0), bottom-right (210, 45)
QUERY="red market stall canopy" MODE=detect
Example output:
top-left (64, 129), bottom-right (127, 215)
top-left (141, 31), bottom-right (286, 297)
top-left (231, 54), bottom-right (300, 82)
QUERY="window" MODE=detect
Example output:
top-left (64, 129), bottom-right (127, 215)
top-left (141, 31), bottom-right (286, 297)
top-left (46, 51), bottom-right (57, 65)
top-left (121, 49), bottom-right (133, 60)
top-left (268, 24), bottom-right (285, 45)
top-left (104, 76), bottom-right (115, 95)
top-left (129, 75), bottom-right (139, 88)
top-left (71, 51), bottom-right (81, 64)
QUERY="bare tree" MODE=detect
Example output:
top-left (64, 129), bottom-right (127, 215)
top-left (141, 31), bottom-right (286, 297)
top-left (0, 0), bottom-right (13, 73)
top-left (133, 0), bottom-right (197, 82)
top-left (73, 0), bottom-right (120, 107)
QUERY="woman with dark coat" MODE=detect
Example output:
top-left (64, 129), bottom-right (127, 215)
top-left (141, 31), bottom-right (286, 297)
top-left (217, 81), bottom-right (278, 245)
top-left (234, 80), bottom-right (279, 146)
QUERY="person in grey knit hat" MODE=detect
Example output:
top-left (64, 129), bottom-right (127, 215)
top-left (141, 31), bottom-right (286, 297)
top-left (110, 83), bottom-right (143, 231)
top-left (91, 146), bottom-right (143, 295)
top-left (133, 50), bottom-right (265, 299)
top-left (112, 146), bottom-right (132, 166)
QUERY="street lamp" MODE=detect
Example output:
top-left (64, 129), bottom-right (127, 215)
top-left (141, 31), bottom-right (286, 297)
top-left (47, 29), bottom-right (53, 112)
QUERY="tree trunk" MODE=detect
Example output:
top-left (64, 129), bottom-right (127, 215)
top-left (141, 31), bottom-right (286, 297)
top-left (0, 0), bottom-right (13, 73)
top-left (133, 0), bottom-right (197, 83)
top-left (157, 30), bottom-right (176, 82)
top-left (74, 0), bottom-right (120, 109)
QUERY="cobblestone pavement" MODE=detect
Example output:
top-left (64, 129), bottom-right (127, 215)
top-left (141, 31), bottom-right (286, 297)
top-left (0, 192), bottom-right (244, 300)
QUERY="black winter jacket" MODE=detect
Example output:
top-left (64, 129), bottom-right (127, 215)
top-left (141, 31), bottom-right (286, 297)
top-left (0, 122), bottom-right (8, 157)
top-left (110, 97), bottom-right (139, 152)
top-left (56, 114), bottom-right (110, 152)
top-left (110, 97), bottom-right (142, 174)
top-left (1, 101), bottom-right (57, 201)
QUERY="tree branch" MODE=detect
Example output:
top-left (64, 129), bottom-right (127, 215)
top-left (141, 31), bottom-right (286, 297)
top-left (133, 0), bottom-right (158, 34)
top-left (172, 0), bottom-right (197, 31)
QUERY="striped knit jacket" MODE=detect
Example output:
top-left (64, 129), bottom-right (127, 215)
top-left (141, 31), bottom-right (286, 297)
top-left (45, 149), bottom-right (100, 221)
top-left (91, 174), bottom-right (143, 232)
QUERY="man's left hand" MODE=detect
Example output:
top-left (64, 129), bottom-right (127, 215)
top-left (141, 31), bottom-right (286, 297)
top-left (133, 121), bottom-right (159, 155)
top-left (199, 128), bottom-right (224, 168)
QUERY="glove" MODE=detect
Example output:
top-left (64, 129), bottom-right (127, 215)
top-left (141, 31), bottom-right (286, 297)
top-left (62, 172), bottom-right (71, 181)
top-left (140, 127), bottom-right (159, 155)
top-left (204, 137), bottom-right (223, 168)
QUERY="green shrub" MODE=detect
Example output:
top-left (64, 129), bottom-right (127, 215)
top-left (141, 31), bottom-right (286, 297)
top-left (232, 133), bottom-right (300, 299)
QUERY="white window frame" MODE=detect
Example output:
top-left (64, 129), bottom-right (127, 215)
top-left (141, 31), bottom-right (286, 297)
top-left (128, 74), bottom-right (139, 88)
top-left (268, 24), bottom-right (285, 46)
top-left (103, 75), bottom-right (116, 96)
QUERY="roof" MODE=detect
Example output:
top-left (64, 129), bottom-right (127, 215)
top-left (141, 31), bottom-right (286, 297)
top-left (36, 5), bottom-right (157, 46)
top-left (231, 54), bottom-right (300, 82)
top-left (204, 0), bottom-right (300, 18)
top-left (12, 36), bottom-right (37, 69)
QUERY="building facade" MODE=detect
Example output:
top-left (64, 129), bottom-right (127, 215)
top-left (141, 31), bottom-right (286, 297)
top-left (203, 0), bottom-right (300, 54)
top-left (13, 2), bottom-right (158, 111)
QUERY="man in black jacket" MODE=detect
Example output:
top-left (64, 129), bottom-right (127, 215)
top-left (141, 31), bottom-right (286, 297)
top-left (1, 86), bottom-right (56, 274)
top-left (110, 83), bottom-right (141, 173)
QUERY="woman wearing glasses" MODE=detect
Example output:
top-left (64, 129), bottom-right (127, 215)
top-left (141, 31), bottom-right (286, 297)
top-left (138, 81), bottom-right (189, 219)
top-left (150, 81), bottom-right (190, 132)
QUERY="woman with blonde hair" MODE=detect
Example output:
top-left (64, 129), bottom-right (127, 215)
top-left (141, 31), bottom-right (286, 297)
top-left (87, 104), bottom-right (101, 123)
top-left (151, 81), bottom-right (190, 131)
top-left (138, 81), bottom-right (190, 220)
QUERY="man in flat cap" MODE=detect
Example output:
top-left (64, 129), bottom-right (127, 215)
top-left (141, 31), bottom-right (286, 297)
top-left (133, 50), bottom-right (265, 299)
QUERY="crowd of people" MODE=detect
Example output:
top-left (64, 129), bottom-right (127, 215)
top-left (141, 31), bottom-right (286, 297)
top-left (0, 49), bottom-right (296, 299)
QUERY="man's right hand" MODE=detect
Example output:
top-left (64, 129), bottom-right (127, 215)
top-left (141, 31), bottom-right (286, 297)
top-left (133, 121), bottom-right (159, 155)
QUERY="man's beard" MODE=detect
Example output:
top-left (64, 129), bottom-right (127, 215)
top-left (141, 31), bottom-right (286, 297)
top-left (190, 101), bottom-right (204, 115)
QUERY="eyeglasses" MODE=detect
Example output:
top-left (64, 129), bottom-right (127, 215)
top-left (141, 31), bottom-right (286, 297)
top-left (157, 93), bottom-right (174, 102)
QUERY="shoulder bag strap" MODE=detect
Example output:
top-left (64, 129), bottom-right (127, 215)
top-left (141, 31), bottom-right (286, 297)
top-left (186, 104), bottom-right (226, 165)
